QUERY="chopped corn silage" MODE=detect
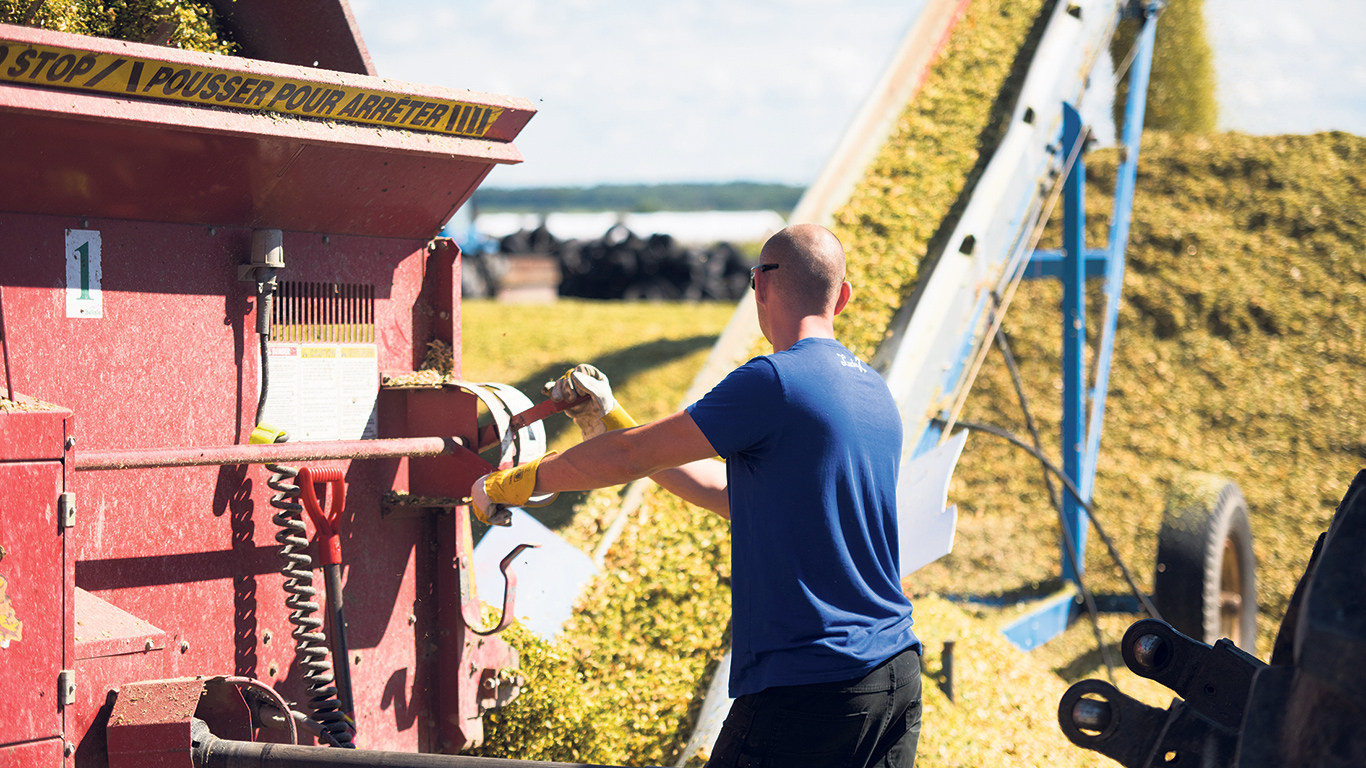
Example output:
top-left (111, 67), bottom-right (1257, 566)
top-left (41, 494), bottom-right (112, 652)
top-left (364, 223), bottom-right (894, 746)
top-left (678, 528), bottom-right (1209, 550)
top-left (0, 0), bottom-right (236, 54)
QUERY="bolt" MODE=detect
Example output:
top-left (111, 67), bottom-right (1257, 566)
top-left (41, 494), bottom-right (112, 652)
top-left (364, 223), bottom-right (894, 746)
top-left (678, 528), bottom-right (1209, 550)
top-left (208, 227), bottom-right (216, 236)
top-left (268, 662), bottom-right (279, 677)
top-left (1072, 697), bottom-right (1112, 732)
top-left (262, 630), bottom-right (273, 645)
top-left (179, 641), bottom-right (190, 653)
top-left (65, 436), bottom-right (76, 450)
top-left (408, 613), bottom-right (417, 625)
top-left (144, 639), bottom-right (155, 651)
top-left (323, 235), bottom-right (330, 245)
top-left (81, 219), bottom-right (88, 228)
top-left (484, 678), bottom-right (497, 689)
top-left (353, 652), bottom-right (362, 665)
top-left (1133, 633), bottom-right (1169, 671)
top-left (0, 545), bottom-right (6, 561)
top-left (64, 741), bottom-right (75, 757)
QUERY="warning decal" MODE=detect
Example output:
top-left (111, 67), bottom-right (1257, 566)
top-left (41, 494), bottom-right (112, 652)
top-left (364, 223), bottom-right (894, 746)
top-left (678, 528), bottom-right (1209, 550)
top-left (0, 41), bottom-right (504, 139)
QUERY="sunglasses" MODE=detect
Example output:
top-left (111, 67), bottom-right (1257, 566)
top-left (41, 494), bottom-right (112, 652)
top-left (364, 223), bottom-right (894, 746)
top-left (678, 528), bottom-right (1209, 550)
top-left (749, 263), bottom-right (779, 290)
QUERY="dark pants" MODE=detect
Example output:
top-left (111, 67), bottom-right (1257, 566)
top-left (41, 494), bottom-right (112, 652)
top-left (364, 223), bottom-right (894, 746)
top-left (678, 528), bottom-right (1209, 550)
top-left (705, 646), bottom-right (922, 768)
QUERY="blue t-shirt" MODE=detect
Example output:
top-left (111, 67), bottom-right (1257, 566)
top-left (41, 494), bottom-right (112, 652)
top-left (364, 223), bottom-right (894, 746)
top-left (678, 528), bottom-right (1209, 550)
top-left (686, 337), bottom-right (919, 697)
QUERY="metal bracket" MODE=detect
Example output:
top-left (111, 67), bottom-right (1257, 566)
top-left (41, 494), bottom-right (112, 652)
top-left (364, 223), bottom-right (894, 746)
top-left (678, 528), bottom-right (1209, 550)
top-left (58, 492), bottom-right (75, 529)
top-left (58, 669), bottom-right (75, 707)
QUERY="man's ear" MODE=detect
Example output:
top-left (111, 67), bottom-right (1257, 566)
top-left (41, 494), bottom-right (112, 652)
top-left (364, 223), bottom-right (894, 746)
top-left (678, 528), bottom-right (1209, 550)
top-left (832, 281), bottom-right (852, 316)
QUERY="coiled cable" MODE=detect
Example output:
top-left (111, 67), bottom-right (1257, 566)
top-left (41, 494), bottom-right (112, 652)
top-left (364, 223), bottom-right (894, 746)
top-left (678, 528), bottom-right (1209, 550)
top-left (267, 460), bottom-right (355, 748)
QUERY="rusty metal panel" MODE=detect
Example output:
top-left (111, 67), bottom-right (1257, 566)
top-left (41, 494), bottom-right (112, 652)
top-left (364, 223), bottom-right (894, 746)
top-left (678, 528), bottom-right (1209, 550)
top-left (0, 457), bottom-right (66, 748)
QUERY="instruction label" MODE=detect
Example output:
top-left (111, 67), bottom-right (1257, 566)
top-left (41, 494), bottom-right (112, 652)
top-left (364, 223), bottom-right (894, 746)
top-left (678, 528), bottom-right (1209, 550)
top-left (0, 41), bottom-right (503, 139)
top-left (260, 343), bottom-right (378, 442)
top-left (65, 229), bottom-right (101, 318)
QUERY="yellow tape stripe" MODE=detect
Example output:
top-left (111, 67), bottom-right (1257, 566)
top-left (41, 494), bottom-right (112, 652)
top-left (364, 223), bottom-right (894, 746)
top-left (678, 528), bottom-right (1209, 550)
top-left (0, 41), bottom-right (503, 138)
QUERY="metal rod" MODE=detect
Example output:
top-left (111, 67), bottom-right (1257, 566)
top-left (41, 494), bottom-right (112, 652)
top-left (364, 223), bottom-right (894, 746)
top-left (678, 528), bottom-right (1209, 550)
top-left (0, 285), bottom-right (13, 401)
top-left (323, 563), bottom-right (356, 719)
top-left (942, 640), bottom-right (956, 703)
top-left (75, 436), bottom-right (464, 471)
top-left (192, 721), bottom-right (654, 767)
top-left (1060, 101), bottom-right (1089, 585)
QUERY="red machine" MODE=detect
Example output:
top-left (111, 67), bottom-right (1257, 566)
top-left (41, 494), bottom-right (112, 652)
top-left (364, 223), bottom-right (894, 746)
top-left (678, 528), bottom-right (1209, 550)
top-left (0, 6), bottom-right (559, 764)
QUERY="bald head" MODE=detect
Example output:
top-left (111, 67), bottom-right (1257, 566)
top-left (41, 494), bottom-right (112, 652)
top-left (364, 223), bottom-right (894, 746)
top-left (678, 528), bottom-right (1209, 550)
top-left (759, 224), bottom-right (847, 314)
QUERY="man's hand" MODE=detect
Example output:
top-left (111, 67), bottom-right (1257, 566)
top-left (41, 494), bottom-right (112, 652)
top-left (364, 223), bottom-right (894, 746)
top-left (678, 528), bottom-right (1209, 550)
top-left (543, 364), bottom-right (637, 439)
top-left (470, 453), bottom-right (557, 526)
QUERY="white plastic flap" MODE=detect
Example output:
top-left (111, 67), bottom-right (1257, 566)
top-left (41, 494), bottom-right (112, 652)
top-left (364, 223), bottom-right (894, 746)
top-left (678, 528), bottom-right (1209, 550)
top-left (897, 429), bottom-right (968, 576)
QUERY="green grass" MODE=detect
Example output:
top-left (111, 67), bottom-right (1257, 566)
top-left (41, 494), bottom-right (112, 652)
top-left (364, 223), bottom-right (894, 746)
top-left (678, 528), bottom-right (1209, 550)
top-left (460, 298), bottom-right (736, 534)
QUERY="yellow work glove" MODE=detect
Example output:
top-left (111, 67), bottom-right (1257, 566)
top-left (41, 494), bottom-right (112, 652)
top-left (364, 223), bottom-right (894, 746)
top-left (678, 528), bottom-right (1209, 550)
top-left (470, 453), bottom-right (558, 527)
top-left (542, 364), bottom-right (637, 440)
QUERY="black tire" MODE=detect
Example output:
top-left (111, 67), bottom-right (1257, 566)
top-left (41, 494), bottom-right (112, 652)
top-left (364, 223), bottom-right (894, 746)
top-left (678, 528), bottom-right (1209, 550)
top-left (1153, 473), bottom-right (1257, 652)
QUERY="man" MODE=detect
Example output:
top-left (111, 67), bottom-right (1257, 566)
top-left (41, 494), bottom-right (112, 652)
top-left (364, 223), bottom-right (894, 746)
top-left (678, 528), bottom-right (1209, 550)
top-left (473, 223), bottom-right (922, 768)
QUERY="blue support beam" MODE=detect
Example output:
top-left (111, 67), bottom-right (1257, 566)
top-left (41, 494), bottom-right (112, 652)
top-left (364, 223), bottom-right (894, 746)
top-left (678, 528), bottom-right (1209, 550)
top-left (1081, 12), bottom-right (1157, 500)
top-left (1002, 588), bottom-right (1080, 651)
top-left (1060, 102), bottom-right (1088, 585)
top-left (1024, 249), bottom-right (1109, 279)
top-left (1004, 11), bottom-right (1158, 649)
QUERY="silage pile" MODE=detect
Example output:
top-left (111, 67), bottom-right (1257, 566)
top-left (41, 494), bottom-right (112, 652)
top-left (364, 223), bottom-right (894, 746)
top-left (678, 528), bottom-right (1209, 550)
top-left (467, 3), bottom-right (1366, 767)
top-left (0, 0), bottom-right (234, 54)
top-left (915, 130), bottom-right (1366, 653)
top-left (473, 0), bottom-right (1076, 764)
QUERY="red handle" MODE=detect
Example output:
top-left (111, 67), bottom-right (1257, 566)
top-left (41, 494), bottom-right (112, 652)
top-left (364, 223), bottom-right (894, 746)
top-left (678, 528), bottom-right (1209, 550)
top-left (477, 394), bottom-right (590, 452)
top-left (298, 467), bottom-right (345, 566)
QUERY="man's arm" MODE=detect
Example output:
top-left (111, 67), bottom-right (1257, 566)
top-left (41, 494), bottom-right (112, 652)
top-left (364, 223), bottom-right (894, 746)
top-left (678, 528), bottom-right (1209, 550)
top-left (652, 460), bottom-right (730, 519)
top-left (533, 409), bottom-right (729, 516)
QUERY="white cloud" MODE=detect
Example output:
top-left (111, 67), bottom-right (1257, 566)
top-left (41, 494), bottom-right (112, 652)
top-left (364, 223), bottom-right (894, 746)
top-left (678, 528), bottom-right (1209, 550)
top-left (1207, 0), bottom-right (1366, 135)
top-left (352, 0), bottom-right (1366, 186)
top-left (352, 0), bottom-right (923, 186)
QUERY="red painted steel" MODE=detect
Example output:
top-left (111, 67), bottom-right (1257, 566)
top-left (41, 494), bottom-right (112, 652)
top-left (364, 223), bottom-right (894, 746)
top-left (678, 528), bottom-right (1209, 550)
top-left (75, 436), bottom-right (465, 471)
top-left (73, 587), bottom-right (168, 660)
top-left (0, 17), bottom-right (544, 764)
top-left (0, 404), bottom-right (73, 762)
top-left (0, 25), bottom-right (533, 142)
top-left (105, 678), bottom-right (207, 768)
top-left (0, 25), bottom-right (533, 239)
top-left (0, 216), bottom-right (483, 757)
top-left (206, 0), bottom-right (378, 76)
top-left (0, 739), bottom-right (65, 766)
top-left (0, 399), bottom-right (70, 462)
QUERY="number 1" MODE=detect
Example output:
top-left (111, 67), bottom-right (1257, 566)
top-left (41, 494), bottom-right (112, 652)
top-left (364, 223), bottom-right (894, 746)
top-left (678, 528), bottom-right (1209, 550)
top-left (75, 242), bottom-right (91, 300)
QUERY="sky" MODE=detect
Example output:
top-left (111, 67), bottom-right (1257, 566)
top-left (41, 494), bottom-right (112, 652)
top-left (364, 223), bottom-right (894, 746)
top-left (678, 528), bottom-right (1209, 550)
top-left (350, 0), bottom-right (1366, 189)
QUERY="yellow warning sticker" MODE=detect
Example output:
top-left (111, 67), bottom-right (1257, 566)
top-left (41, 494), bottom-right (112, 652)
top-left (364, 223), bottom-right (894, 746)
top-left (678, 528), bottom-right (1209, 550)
top-left (0, 575), bottom-right (23, 647)
top-left (0, 40), bottom-right (504, 138)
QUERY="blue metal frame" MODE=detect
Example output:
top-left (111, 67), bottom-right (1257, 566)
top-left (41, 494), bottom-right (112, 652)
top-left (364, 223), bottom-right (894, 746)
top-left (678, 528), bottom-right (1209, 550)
top-left (1002, 6), bottom-right (1157, 650)
top-left (1060, 101), bottom-right (1088, 584)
